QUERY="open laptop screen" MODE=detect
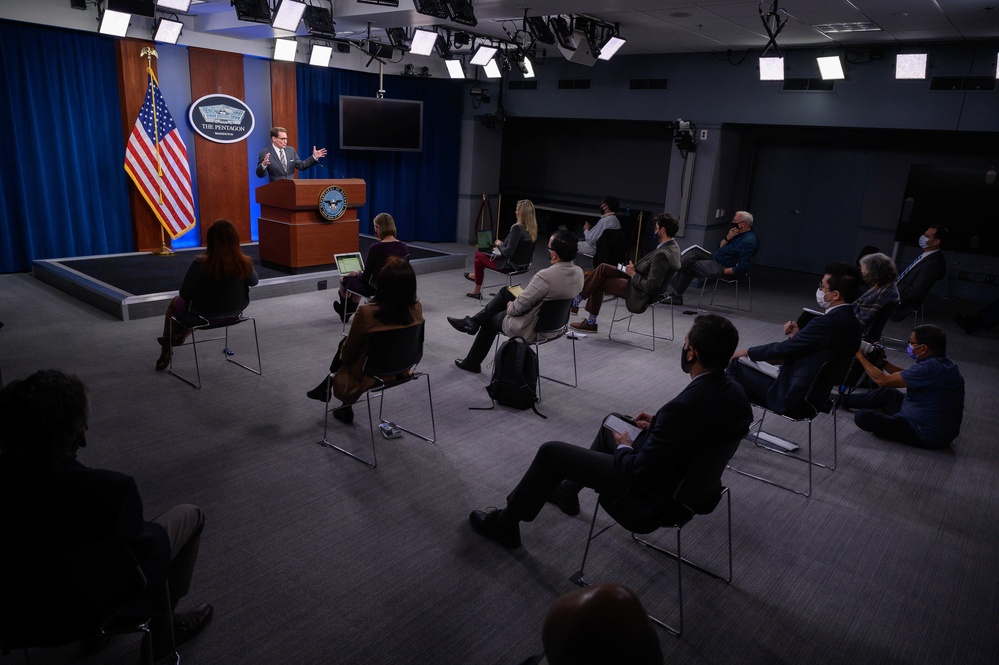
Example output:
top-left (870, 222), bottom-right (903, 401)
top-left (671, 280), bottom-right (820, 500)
top-left (334, 252), bottom-right (364, 275)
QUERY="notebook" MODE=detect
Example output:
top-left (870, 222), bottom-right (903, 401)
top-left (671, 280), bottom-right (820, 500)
top-left (334, 252), bottom-right (364, 275)
top-left (476, 229), bottom-right (493, 251)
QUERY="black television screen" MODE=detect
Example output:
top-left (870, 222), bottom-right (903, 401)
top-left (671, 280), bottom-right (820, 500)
top-left (339, 96), bottom-right (423, 153)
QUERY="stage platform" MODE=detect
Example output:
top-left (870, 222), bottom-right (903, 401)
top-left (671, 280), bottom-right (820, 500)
top-left (31, 237), bottom-right (465, 321)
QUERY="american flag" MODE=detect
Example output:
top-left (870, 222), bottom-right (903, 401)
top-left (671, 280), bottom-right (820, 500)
top-left (124, 71), bottom-right (195, 239)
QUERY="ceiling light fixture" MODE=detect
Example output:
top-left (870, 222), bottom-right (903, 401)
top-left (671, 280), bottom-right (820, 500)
top-left (526, 16), bottom-right (556, 45)
top-left (471, 43), bottom-right (498, 66)
top-left (759, 56), bottom-right (784, 81)
top-left (156, 0), bottom-right (191, 11)
top-left (274, 38), bottom-right (298, 62)
top-left (271, 0), bottom-right (306, 32)
top-left (410, 29), bottom-right (439, 56)
top-left (895, 53), bottom-right (927, 79)
top-left (518, 55), bottom-right (535, 78)
top-left (153, 16), bottom-right (183, 43)
top-left (303, 6), bottom-right (336, 38)
top-left (232, 0), bottom-right (271, 24)
top-left (444, 0), bottom-right (476, 27)
top-left (309, 43), bottom-right (332, 67)
top-left (816, 55), bottom-right (845, 80)
top-left (483, 59), bottom-right (502, 79)
top-left (445, 59), bottom-right (465, 79)
top-left (99, 8), bottom-right (132, 36)
top-left (598, 34), bottom-right (626, 61)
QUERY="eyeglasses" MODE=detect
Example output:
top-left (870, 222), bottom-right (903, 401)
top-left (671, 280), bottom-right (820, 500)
top-left (275, 136), bottom-right (289, 141)
top-left (817, 282), bottom-right (830, 291)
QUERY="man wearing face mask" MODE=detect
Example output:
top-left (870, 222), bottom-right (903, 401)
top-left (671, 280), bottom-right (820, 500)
top-left (727, 262), bottom-right (862, 418)
top-left (663, 210), bottom-right (759, 305)
top-left (448, 229), bottom-right (584, 374)
top-left (889, 225), bottom-right (949, 322)
top-left (568, 213), bottom-right (681, 333)
top-left (467, 314), bottom-right (752, 548)
top-left (575, 196), bottom-right (622, 258)
top-left (843, 324), bottom-right (964, 449)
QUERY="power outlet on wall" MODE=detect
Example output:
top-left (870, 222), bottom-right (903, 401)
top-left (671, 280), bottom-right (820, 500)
top-left (700, 129), bottom-right (708, 140)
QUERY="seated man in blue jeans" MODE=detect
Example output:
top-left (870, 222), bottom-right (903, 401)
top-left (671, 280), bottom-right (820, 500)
top-left (844, 324), bottom-right (964, 450)
top-left (0, 370), bottom-right (213, 659)
top-left (664, 210), bottom-right (758, 306)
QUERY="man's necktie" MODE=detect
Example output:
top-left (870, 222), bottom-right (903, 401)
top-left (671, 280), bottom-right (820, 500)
top-left (279, 149), bottom-right (287, 171)
top-left (897, 254), bottom-right (922, 283)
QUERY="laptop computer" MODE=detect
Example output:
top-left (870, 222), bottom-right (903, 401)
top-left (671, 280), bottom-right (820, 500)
top-left (334, 252), bottom-right (364, 275)
top-left (476, 229), bottom-right (493, 251)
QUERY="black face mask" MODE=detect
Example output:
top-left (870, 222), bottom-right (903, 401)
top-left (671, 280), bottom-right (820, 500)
top-left (680, 344), bottom-right (695, 374)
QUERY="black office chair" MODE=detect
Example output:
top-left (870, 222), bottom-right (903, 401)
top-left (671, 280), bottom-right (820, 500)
top-left (318, 322), bottom-right (435, 468)
top-left (168, 280), bottom-right (261, 389)
top-left (728, 360), bottom-right (846, 497)
top-left (569, 435), bottom-right (741, 637)
top-left (0, 538), bottom-right (172, 665)
top-left (482, 238), bottom-right (537, 298)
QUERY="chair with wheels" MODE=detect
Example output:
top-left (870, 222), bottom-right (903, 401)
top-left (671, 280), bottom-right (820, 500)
top-left (697, 271), bottom-right (752, 313)
top-left (482, 238), bottom-right (537, 298)
top-left (318, 322), bottom-right (435, 468)
top-left (607, 271), bottom-right (677, 352)
top-left (727, 360), bottom-right (846, 498)
top-left (568, 435), bottom-right (741, 637)
top-left (0, 537), bottom-right (175, 665)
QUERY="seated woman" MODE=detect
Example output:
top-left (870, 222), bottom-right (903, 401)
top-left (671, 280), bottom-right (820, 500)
top-left (156, 219), bottom-right (259, 371)
top-left (856, 252), bottom-right (900, 340)
top-left (335, 212), bottom-right (408, 323)
top-left (307, 257), bottom-right (423, 424)
top-left (464, 199), bottom-right (538, 299)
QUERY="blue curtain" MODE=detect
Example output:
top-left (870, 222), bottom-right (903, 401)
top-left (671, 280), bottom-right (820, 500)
top-left (296, 65), bottom-right (462, 242)
top-left (0, 20), bottom-right (133, 274)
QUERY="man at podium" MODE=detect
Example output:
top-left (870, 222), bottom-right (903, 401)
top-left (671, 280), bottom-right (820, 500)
top-left (255, 126), bottom-right (327, 182)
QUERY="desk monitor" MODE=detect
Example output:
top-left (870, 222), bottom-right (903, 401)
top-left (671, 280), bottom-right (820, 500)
top-left (334, 252), bottom-right (364, 275)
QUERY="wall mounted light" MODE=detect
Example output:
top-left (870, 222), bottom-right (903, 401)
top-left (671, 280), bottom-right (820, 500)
top-left (153, 16), bottom-right (183, 43)
top-left (274, 38), bottom-right (298, 62)
top-left (99, 8), bottom-right (132, 35)
top-left (816, 55), bottom-right (845, 80)
top-left (309, 43), bottom-right (332, 67)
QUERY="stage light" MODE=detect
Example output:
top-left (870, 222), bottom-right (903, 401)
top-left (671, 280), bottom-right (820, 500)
top-left (410, 29), bottom-right (439, 56)
top-left (274, 38), bottom-right (298, 62)
top-left (471, 44), bottom-right (498, 66)
top-left (309, 43), bottom-right (332, 67)
top-left (303, 6), bottom-right (336, 38)
top-left (414, 0), bottom-right (448, 20)
top-left (154, 16), bottom-right (183, 43)
top-left (232, 0), bottom-right (271, 24)
top-left (444, 0), bottom-right (476, 27)
top-left (483, 59), bottom-right (501, 79)
top-left (271, 0), bottom-right (306, 32)
top-left (895, 53), bottom-right (927, 79)
top-left (817, 55), bottom-right (845, 80)
top-left (435, 36), bottom-right (453, 59)
top-left (598, 35), bottom-right (625, 61)
top-left (759, 56), bottom-right (784, 81)
top-left (156, 0), bottom-right (190, 11)
top-left (445, 59), bottom-right (465, 79)
top-left (99, 8), bottom-right (132, 35)
top-left (526, 16), bottom-right (555, 45)
top-left (549, 16), bottom-right (574, 51)
top-left (518, 56), bottom-right (535, 78)
top-left (386, 27), bottom-right (408, 48)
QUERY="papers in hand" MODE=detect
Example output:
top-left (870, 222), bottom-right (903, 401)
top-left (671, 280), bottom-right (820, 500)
top-left (738, 356), bottom-right (780, 379)
top-left (506, 284), bottom-right (524, 298)
top-left (603, 415), bottom-right (642, 442)
top-left (681, 244), bottom-right (709, 256)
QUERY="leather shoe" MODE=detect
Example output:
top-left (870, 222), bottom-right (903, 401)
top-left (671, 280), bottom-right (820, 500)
top-left (155, 347), bottom-right (172, 371)
top-left (569, 320), bottom-right (598, 333)
top-left (662, 294), bottom-right (683, 306)
top-left (333, 300), bottom-right (347, 323)
top-left (469, 508), bottom-right (521, 548)
top-left (454, 358), bottom-right (481, 374)
top-left (306, 381), bottom-right (332, 403)
top-left (464, 272), bottom-right (476, 282)
top-left (148, 603), bottom-right (213, 661)
top-left (447, 316), bottom-right (479, 335)
top-left (546, 484), bottom-right (581, 516)
top-left (569, 304), bottom-right (579, 315)
top-left (332, 405), bottom-right (354, 424)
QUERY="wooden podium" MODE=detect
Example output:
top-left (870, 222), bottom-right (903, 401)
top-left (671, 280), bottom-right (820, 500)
top-left (256, 178), bottom-right (366, 270)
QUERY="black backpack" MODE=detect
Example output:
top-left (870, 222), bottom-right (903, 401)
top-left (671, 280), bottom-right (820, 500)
top-left (472, 337), bottom-right (545, 418)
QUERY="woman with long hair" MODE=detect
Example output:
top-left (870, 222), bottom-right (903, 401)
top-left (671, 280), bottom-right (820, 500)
top-left (465, 199), bottom-right (538, 299)
top-left (335, 212), bottom-right (409, 322)
top-left (155, 219), bottom-right (259, 370)
top-left (307, 256), bottom-right (423, 423)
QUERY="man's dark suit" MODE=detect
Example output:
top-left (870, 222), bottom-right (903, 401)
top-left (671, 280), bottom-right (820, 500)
top-left (503, 371), bottom-right (753, 533)
top-left (581, 239), bottom-right (680, 316)
top-left (0, 460), bottom-right (171, 607)
top-left (255, 145), bottom-right (318, 182)
top-left (890, 251), bottom-right (946, 321)
top-left (728, 304), bottom-right (861, 417)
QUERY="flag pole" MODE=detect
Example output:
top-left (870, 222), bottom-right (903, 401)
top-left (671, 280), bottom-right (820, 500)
top-left (141, 46), bottom-right (175, 257)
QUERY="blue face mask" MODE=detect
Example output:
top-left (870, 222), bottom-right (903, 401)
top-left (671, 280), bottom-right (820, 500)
top-left (918, 235), bottom-right (930, 249)
top-left (906, 343), bottom-right (919, 360)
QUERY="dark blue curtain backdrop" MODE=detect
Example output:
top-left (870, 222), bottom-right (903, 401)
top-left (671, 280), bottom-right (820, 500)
top-left (296, 65), bottom-right (462, 242)
top-left (0, 20), bottom-right (133, 274)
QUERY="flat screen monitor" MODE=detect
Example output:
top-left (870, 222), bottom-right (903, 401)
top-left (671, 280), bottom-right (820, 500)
top-left (339, 96), bottom-right (423, 153)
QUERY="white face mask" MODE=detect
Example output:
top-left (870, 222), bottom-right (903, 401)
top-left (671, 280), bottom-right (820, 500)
top-left (815, 287), bottom-right (831, 309)
top-left (918, 235), bottom-right (931, 249)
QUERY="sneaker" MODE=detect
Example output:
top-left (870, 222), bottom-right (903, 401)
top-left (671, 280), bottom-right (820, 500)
top-left (454, 358), bottom-right (481, 374)
top-left (447, 316), bottom-right (479, 335)
top-left (469, 508), bottom-right (521, 548)
top-left (569, 320), bottom-right (598, 333)
top-left (546, 485), bottom-right (581, 517)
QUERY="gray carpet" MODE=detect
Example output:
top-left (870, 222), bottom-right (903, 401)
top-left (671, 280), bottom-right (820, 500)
top-left (1, 243), bottom-right (998, 665)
